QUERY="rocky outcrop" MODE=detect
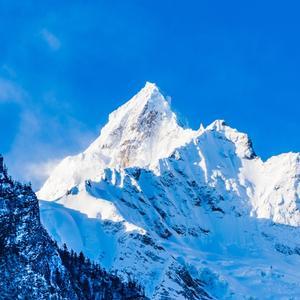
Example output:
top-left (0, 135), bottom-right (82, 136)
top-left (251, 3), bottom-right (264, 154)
top-left (0, 155), bottom-right (146, 299)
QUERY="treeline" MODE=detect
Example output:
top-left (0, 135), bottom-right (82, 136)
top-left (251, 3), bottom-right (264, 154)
top-left (0, 154), bottom-right (146, 300)
top-left (57, 243), bottom-right (146, 300)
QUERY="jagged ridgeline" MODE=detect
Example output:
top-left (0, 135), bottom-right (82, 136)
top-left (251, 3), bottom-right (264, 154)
top-left (0, 155), bottom-right (146, 300)
top-left (37, 83), bottom-right (300, 299)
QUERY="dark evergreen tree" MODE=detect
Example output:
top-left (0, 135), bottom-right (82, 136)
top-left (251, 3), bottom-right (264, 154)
top-left (0, 155), bottom-right (147, 300)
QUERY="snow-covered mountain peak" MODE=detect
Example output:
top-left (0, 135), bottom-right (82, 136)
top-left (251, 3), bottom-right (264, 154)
top-left (107, 81), bottom-right (169, 123)
top-left (86, 81), bottom-right (194, 166)
top-left (38, 82), bottom-right (195, 200)
top-left (37, 83), bottom-right (300, 299)
top-left (94, 81), bottom-right (174, 144)
top-left (203, 119), bottom-right (256, 160)
top-left (206, 119), bottom-right (227, 131)
top-left (133, 81), bottom-right (164, 106)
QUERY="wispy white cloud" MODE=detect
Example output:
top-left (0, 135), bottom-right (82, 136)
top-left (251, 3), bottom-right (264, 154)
top-left (1, 65), bottom-right (17, 78)
top-left (6, 109), bottom-right (95, 190)
top-left (1, 74), bottom-right (94, 190)
top-left (0, 77), bottom-right (25, 103)
top-left (40, 29), bottom-right (61, 51)
top-left (25, 158), bottom-right (61, 187)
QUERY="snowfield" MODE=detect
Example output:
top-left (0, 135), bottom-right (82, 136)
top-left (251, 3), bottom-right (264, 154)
top-left (38, 82), bottom-right (300, 299)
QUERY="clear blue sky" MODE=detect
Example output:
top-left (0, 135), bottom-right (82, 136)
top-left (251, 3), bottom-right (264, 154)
top-left (0, 1), bottom-right (299, 187)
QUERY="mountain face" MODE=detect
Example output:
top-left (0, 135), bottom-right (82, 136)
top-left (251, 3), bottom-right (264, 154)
top-left (0, 156), bottom-right (146, 299)
top-left (38, 82), bottom-right (194, 201)
top-left (38, 83), bottom-right (300, 299)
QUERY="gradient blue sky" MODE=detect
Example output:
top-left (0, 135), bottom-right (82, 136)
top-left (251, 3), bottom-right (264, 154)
top-left (0, 1), bottom-right (299, 188)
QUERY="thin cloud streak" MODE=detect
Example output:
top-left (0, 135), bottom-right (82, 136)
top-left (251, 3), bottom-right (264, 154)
top-left (25, 158), bottom-right (61, 187)
top-left (40, 29), bottom-right (61, 51)
top-left (0, 78), bottom-right (25, 103)
top-left (0, 76), bottom-right (95, 189)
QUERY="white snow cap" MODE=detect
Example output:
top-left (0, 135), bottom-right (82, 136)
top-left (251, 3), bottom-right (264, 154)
top-left (86, 81), bottom-right (194, 167)
top-left (38, 82), bottom-right (260, 201)
top-left (38, 82), bottom-right (195, 200)
top-left (207, 119), bottom-right (227, 131)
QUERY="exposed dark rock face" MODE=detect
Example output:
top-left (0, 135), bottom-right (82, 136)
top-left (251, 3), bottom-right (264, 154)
top-left (0, 155), bottom-right (146, 300)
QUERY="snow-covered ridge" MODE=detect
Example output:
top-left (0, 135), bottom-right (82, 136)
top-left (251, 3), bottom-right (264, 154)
top-left (38, 82), bottom-right (195, 200)
top-left (38, 82), bottom-right (300, 299)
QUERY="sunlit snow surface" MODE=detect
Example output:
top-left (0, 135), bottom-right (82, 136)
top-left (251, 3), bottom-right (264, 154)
top-left (39, 83), bottom-right (300, 299)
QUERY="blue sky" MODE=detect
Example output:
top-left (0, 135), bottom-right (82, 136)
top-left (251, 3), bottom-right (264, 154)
top-left (0, 1), bottom-right (299, 188)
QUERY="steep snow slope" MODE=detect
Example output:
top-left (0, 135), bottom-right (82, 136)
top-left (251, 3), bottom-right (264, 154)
top-left (38, 82), bottom-right (194, 201)
top-left (38, 83), bottom-right (300, 299)
top-left (248, 152), bottom-right (300, 226)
